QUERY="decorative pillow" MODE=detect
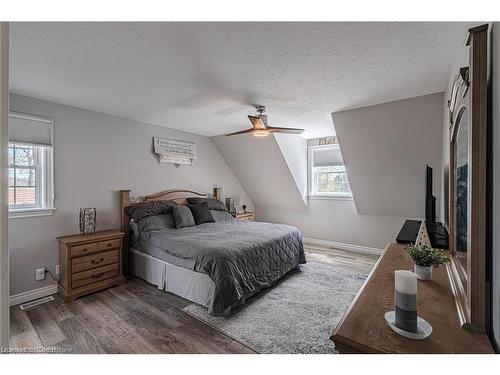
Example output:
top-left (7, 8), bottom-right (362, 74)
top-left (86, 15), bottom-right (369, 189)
top-left (188, 202), bottom-right (215, 225)
top-left (172, 205), bottom-right (195, 229)
top-left (139, 214), bottom-right (176, 232)
top-left (186, 197), bottom-right (228, 211)
top-left (125, 200), bottom-right (177, 221)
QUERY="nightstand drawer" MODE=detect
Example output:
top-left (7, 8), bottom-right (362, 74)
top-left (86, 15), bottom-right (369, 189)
top-left (71, 249), bottom-right (119, 273)
top-left (97, 238), bottom-right (121, 251)
top-left (72, 263), bottom-right (119, 288)
top-left (70, 242), bottom-right (99, 257)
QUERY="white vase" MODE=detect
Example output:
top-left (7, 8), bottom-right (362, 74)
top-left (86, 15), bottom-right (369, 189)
top-left (414, 264), bottom-right (433, 280)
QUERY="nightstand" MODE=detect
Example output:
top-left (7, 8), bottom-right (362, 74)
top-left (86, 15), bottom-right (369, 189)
top-left (57, 230), bottom-right (125, 302)
top-left (231, 212), bottom-right (255, 221)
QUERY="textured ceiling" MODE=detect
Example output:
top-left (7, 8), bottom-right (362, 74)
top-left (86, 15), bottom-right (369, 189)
top-left (10, 22), bottom-right (469, 138)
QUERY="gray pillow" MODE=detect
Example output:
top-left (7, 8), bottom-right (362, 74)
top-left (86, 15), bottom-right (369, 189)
top-left (125, 200), bottom-right (177, 221)
top-left (172, 205), bottom-right (195, 229)
top-left (186, 197), bottom-right (228, 211)
top-left (139, 214), bottom-right (176, 232)
top-left (188, 202), bottom-right (215, 225)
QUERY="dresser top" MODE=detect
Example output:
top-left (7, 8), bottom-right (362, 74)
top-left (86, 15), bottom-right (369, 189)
top-left (331, 243), bottom-right (494, 353)
top-left (57, 230), bottom-right (124, 245)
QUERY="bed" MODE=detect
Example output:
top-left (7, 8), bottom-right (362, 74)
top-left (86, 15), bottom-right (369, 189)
top-left (120, 189), bottom-right (306, 315)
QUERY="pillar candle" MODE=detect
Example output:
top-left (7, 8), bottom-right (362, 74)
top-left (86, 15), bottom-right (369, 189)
top-left (394, 270), bottom-right (418, 333)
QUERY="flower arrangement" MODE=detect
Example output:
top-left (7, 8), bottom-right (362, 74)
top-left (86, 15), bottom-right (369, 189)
top-left (406, 244), bottom-right (451, 268)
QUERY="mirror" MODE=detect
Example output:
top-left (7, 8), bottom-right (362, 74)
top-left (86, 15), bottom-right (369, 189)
top-left (447, 24), bottom-right (488, 332)
top-left (455, 109), bottom-right (468, 271)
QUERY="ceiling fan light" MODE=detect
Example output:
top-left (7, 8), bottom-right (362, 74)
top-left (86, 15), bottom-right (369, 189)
top-left (253, 129), bottom-right (270, 137)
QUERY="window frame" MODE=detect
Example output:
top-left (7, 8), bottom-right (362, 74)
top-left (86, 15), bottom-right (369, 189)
top-left (308, 144), bottom-right (353, 200)
top-left (8, 112), bottom-right (55, 219)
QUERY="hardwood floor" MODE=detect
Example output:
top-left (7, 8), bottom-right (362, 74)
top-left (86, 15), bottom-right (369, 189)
top-left (305, 245), bottom-right (379, 274)
top-left (10, 279), bottom-right (255, 354)
top-left (9, 246), bottom-right (378, 354)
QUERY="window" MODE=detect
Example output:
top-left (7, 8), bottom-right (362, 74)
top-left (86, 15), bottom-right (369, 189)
top-left (8, 113), bottom-right (55, 218)
top-left (9, 144), bottom-right (41, 208)
top-left (308, 144), bottom-right (352, 198)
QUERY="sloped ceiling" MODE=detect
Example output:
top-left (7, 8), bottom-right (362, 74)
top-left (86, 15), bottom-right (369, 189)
top-left (274, 133), bottom-right (308, 202)
top-left (10, 22), bottom-right (470, 139)
top-left (333, 93), bottom-right (444, 218)
top-left (212, 134), bottom-right (308, 210)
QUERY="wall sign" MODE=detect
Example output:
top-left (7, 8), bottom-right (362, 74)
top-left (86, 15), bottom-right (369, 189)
top-left (153, 137), bottom-right (197, 167)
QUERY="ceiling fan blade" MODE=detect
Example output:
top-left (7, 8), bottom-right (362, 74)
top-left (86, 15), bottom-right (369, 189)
top-left (225, 128), bottom-right (256, 136)
top-left (267, 126), bottom-right (305, 134)
top-left (248, 115), bottom-right (267, 130)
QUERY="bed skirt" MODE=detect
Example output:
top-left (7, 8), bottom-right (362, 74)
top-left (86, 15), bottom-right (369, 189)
top-left (129, 248), bottom-right (215, 308)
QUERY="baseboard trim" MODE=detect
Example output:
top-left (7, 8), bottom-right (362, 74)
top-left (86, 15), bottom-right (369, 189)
top-left (303, 237), bottom-right (383, 256)
top-left (9, 284), bottom-right (58, 307)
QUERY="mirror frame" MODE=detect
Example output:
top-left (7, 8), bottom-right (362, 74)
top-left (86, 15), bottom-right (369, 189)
top-left (447, 24), bottom-right (488, 332)
top-left (450, 106), bottom-right (469, 275)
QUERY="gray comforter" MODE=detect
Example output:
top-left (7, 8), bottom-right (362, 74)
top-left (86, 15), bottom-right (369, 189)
top-left (137, 212), bottom-right (306, 315)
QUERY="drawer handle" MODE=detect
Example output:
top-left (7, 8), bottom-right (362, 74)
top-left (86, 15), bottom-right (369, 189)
top-left (107, 243), bottom-right (112, 247)
top-left (82, 248), bottom-right (88, 252)
top-left (91, 272), bottom-right (104, 279)
top-left (91, 258), bottom-right (104, 264)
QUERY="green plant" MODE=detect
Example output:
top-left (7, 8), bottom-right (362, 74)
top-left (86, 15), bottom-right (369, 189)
top-left (406, 244), bottom-right (451, 268)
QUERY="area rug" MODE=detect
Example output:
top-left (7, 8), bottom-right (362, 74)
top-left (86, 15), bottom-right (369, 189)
top-left (183, 261), bottom-right (367, 354)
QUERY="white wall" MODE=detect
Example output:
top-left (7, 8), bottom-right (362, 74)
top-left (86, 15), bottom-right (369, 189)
top-left (257, 200), bottom-right (405, 249)
top-left (8, 93), bottom-right (253, 296)
top-left (212, 134), bottom-right (307, 210)
top-left (274, 133), bottom-right (308, 203)
top-left (332, 93), bottom-right (444, 219)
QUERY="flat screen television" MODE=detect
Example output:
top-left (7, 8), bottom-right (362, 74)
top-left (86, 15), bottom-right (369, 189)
top-left (425, 165), bottom-right (436, 234)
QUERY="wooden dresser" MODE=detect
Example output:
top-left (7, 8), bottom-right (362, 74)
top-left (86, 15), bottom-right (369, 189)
top-left (57, 230), bottom-right (126, 302)
top-left (232, 212), bottom-right (255, 221)
top-left (331, 243), bottom-right (494, 353)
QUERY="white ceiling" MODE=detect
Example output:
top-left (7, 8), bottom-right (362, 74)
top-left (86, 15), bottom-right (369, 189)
top-left (10, 22), bottom-right (469, 138)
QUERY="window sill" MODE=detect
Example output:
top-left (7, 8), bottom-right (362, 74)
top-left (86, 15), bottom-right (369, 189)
top-left (9, 207), bottom-right (56, 219)
top-left (308, 194), bottom-right (353, 201)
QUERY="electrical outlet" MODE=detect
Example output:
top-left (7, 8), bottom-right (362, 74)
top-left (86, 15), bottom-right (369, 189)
top-left (55, 264), bottom-right (60, 275)
top-left (35, 267), bottom-right (46, 281)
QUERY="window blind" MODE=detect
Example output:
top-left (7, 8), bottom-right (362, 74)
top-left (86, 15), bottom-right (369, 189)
top-left (312, 146), bottom-right (344, 167)
top-left (9, 113), bottom-right (54, 147)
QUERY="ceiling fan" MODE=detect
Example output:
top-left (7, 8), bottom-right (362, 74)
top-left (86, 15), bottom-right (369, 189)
top-left (225, 105), bottom-right (305, 137)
